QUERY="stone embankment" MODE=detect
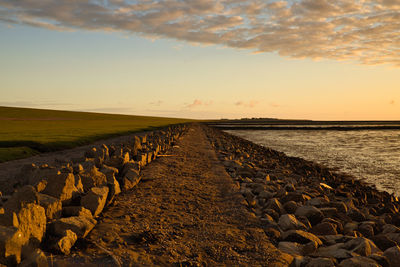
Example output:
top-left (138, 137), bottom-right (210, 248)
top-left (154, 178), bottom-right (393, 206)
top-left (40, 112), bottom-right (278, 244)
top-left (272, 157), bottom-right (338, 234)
top-left (205, 126), bottom-right (400, 267)
top-left (0, 124), bottom-right (187, 266)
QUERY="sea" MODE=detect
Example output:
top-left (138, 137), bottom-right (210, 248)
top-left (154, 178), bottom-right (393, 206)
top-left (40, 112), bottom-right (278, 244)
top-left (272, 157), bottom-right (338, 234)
top-left (225, 127), bottom-right (400, 196)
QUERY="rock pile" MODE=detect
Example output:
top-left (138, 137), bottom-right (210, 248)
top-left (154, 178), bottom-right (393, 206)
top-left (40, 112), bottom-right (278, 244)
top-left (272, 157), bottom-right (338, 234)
top-left (0, 125), bottom-right (187, 265)
top-left (205, 126), bottom-right (400, 267)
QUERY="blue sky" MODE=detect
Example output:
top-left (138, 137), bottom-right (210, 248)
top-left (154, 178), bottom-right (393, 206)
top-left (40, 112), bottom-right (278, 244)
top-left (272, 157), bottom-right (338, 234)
top-left (1, 0), bottom-right (399, 119)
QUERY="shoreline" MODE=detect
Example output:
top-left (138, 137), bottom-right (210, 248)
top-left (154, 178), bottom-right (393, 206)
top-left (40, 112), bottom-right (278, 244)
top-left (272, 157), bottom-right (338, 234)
top-left (1, 124), bottom-right (400, 266)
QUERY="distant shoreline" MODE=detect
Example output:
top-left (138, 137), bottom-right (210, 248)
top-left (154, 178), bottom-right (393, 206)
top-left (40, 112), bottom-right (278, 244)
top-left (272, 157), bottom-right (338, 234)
top-left (209, 125), bottom-right (400, 131)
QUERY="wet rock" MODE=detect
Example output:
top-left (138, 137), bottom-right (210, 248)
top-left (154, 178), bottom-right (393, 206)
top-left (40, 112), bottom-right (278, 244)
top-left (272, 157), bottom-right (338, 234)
top-left (52, 230), bottom-right (77, 255)
top-left (311, 222), bottom-right (338, 235)
top-left (81, 186), bottom-right (109, 217)
top-left (42, 173), bottom-right (78, 204)
top-left (338, 256), bottom-right (380, 267)
top-left (295, 206), bottom-right (324, 225)
top-left (278, 214), bottom-right (307, 231)
top-left (122, 168), bottom-right (141, 191)
top-left (37, 193), bottom-right (62, 220)
top-left (383, 246), bottom-right (400, 267)
top-left (306, 257), bottom-right (336, 267)
top-left (0, 226), bottom-right (26, 265)
top-left (50, 216), bottom-right (97, 238)
top-left (282, 230), bottom-right (322, 245)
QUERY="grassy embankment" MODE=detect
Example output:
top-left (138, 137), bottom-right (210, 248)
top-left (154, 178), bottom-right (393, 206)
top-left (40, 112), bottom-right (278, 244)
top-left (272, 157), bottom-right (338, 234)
top-left (0, 106), bottom-right (194, 162)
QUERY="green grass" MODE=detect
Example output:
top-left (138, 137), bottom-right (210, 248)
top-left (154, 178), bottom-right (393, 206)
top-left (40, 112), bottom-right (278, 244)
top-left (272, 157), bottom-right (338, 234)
top-left (0, 106), bottom-right (194, 162)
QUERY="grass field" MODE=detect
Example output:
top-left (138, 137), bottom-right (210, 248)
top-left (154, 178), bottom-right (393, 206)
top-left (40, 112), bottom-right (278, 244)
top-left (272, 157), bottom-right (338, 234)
top-left (0, 106), bottom-right (194, 162)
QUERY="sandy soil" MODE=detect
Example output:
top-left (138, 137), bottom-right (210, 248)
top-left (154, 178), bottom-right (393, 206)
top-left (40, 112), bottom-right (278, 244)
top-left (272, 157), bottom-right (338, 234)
top-left (54, 125), bottom-right (288, 266)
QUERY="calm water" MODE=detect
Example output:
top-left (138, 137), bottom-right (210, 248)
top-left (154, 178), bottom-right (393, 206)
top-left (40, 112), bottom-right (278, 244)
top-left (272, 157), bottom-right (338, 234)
top-left (226, 129), bottom-right (400, 196)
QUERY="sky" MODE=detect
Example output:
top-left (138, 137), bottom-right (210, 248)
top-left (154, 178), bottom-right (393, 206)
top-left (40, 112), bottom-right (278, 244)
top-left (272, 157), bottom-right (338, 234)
top-left (0, 0), bottom-right (399, 120)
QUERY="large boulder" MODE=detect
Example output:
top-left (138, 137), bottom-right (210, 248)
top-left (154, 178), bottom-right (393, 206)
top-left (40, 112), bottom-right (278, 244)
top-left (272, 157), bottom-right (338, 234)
top-left (19, 248), bottom-right (48, 267)
top-left (37, 193), bottom-right (62, 220)
top-left (42, 173), bottom-right (79, 204)
top-left (121, 168), bottom-right (141, 191)
top-left (50, 216), bottom-right (97, 238)
top-left (79, 164), bottom-right (107, 192)
top-left (81, 186), bottom-right (109, 217)
top-left (62, 206), bottom-right (93, 218)
top-left (0, 226), bottom-right (26, 265)
top-left (52, 230), bottom-right (77, 255)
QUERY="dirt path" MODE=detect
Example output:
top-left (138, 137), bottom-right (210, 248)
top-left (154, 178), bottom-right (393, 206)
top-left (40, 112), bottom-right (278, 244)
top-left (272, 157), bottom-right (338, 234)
top-left (57, 125), bottom-right (289, 266)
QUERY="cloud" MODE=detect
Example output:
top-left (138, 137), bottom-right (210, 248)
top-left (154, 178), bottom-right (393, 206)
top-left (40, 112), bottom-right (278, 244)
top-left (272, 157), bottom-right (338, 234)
top-left (186, 99), bottom-right (213, 109)
top-left (235, 100), bottom-right (259, 108)
top-left (1, 0), bottom-right (400, 66)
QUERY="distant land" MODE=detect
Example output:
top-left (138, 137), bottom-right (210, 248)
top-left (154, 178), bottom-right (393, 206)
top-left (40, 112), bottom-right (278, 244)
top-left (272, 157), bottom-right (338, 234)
top-left (0, 106), bottom-right (194, 162)
top-left (208, 118), bottom-right (400, 131)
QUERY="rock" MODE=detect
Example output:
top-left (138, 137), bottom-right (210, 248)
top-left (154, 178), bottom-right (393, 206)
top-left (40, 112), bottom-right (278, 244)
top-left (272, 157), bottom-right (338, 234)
top-left (282, 230), bottom-right (322, 245)
top-left (347, 209), bottom-right (367, 222)
top-left (121, 168), bottom-right (141, 191)
top-left (322, 218), bottom-right (343, 233)
top-left (319, 207), bottom-right (338, 218)
top-left (383, 246), bottom-right (400, 267)
top-left (265, 198), bottom-right (285, 215)
top-left (19, 248), bottom-right (48, 267)
top-left (81, 186), bottom-right (109, 217)
top-left (382, 224), bottom-right (400, 234)
top-left (338, 256), bottom-right (380, 267)
top-left (283, 201), bottom-right (298, 214)
top-left (0, 226), bottom-right (26, 265)
top-left (359, 222), bottom-right (375, 237)
top-left (312, 243), bottom-right (356, 260)
top-left (99, 167), bottom-right (121, 204)
top-left (79, 167), bottom-right (107, 192)
top-left (368, 254), bottom-right (390, 267)
top-left (62, 206), bottom-right (93, 218)
top-left (329, 201), bottom-right (348, 213)
top-left (52, 230), bottom-right (77, 255)
top-left (50, 216), bottom-right (97, 238)
top-left (37, 193), bottom-right (62, 220)
top-left (272, 252), bottom-right (294, 266)
top-left (343, 237), bottom-right (381, 256)
top-left (295, 206), bottom-right (324, 225)
top-left (344, 222), bottom-right (359, 235)
top-left (264, 227), bottom-right (281, 241)
top-left (42, 173), bottom-right (79, 204)
top-left (278, 242), bottom-right (302, 256)
top-left (371, 235), bottom-right (398, 251)
top-left (306, 257), bottom-right (336, 267)
top-left (302, 241), bottom-right (319, 255)
top-left (264, 208), bottom-right (280, 221)
top-left (311, 222), bottom-right (338, 235)
top-left (278, 214), bottom-right (307, 231)
top-left (104, 152), bottom-right (130, 169)
top-left (307, 197), bottom-right (329, 207)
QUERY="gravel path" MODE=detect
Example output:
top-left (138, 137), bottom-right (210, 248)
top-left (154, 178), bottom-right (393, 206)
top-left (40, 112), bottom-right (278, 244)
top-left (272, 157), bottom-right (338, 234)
top-left (58, 125), bottom-right (289, 266)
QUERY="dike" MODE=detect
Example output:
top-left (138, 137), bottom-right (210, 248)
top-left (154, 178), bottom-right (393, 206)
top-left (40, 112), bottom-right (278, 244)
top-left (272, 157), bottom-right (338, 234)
top-left (0, 124), bottom-right (188, 266)
top-left (1, 124), bottom-right (400, 266)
